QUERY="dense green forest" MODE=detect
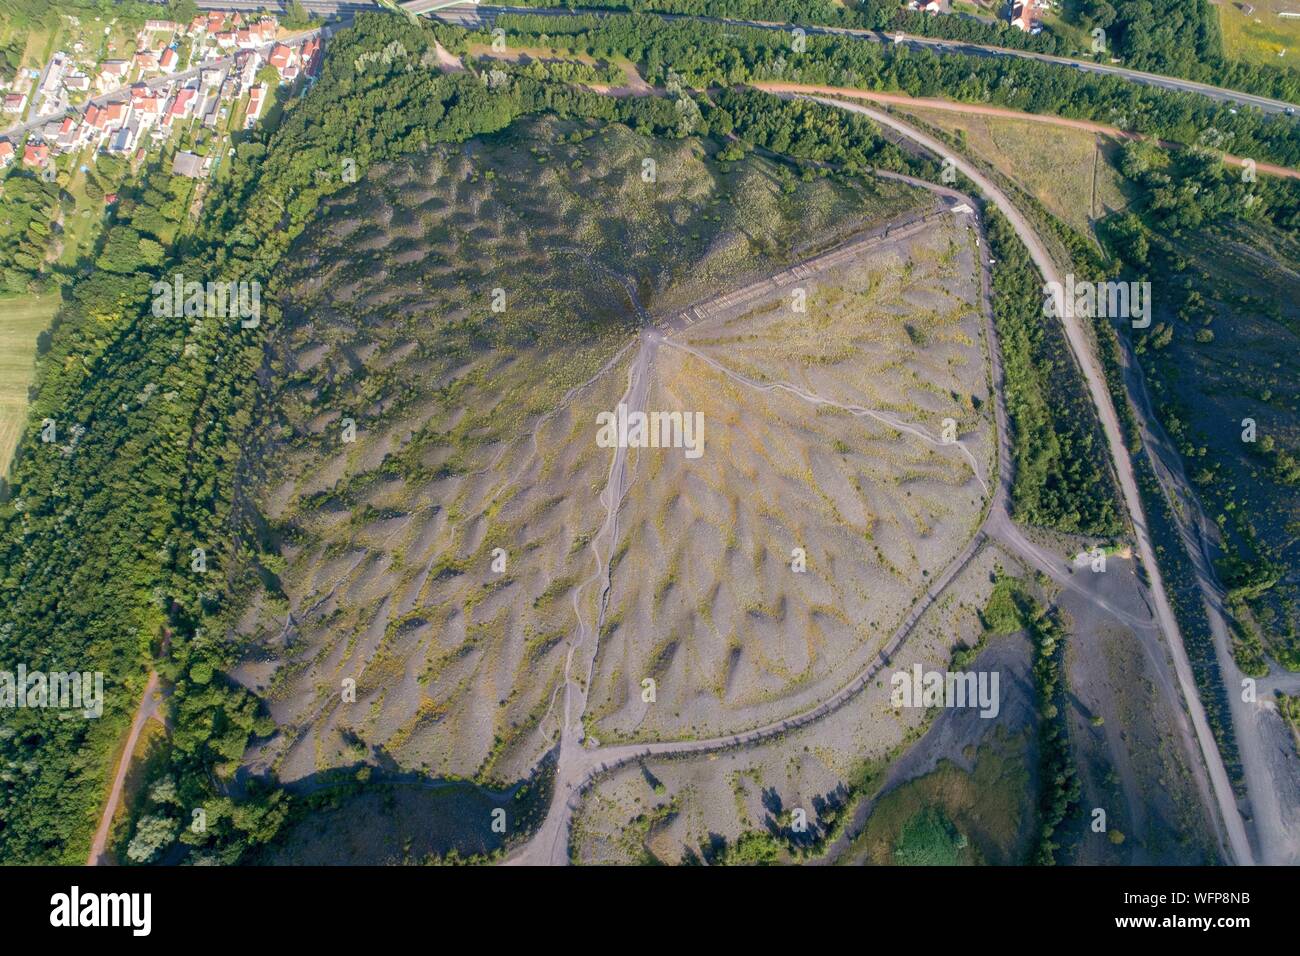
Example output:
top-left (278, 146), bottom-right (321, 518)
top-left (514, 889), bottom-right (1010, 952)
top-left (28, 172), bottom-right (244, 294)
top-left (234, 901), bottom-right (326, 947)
top-left (1103, 143), bottom-right (1300, 674)
top-left (456, 12), bottom-right (1300, 167)
top-left (983, 211), bottom-right (1122, 537)
top-left (498, 0), bottom-right (1300, 99)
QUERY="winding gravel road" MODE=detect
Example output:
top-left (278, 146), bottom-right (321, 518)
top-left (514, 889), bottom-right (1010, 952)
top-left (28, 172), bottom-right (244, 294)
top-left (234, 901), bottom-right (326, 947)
top-left (801, 95), bottom-right (1255, 866)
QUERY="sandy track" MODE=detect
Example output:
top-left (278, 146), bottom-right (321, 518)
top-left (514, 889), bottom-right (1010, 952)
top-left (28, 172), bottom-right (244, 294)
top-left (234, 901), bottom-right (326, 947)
top-left (755, 84), bottom-right (1300, 182)
top-left (802, 95), bottom-right (1254, 866)
top-left (510, 203), bottom-right (1003, 864)
top-left (86, 671), bottom-right (162, 866)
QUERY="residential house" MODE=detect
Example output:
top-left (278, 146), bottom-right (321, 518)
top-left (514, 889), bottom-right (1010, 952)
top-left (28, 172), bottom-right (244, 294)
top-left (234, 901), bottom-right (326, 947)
top-left (130, 89), bottom-right (166, 127)
top-left (159, 48), bottom-right (179, 74)
top-left (244, 83), bottom-right (266, 129)
top-left (22, 143), bottom-right (50, 168)
top-left (162, 87), bottom-right (198, 129)
top-left (2, 92), bottom-right (27, 114)
top-left (0, 140), bottom-right (14, 167)
top-left (268, 43), bottom-right (296, 82)
top-left (97, 60), bottom-right (130, 91)
top-left (1011, 0), bottom-right (1042, 31)
top-left (236, 50), bottom-right (261, 89)
top-left (301, 38), bottom-right (323, 80)
top-left (107, 123), bottom-right (140, 154)
top-left (252, 19), bottom-right (279, 44)
top-left (172, 150), bottom-right (208, 178)
top-left (54, 115), bottom-right (81, 151)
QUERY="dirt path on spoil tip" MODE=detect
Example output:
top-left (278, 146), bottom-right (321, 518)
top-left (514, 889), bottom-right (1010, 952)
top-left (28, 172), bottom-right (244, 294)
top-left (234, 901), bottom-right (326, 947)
top-left (755, 84), bottom-right (1300, 181)
top-left (800, 95), bottom-right (1254, 866)
top-left (510, 202), bottom-right (1003, 864)
top-left (508, 183), bottom-right (1200, 864)
top-left (87, 671), bottom-right (162, 866)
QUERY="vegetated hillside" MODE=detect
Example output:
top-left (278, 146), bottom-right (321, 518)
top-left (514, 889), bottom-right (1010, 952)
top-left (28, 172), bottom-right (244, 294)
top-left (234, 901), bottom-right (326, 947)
top-left (0, 7), bottom-right (946, 863)
top-left (1104, 142), bottom-right (1300, 674)
top-left (585, 216), bottom-right (994, 743)
top-left (232, 113), bottom-right (928, 786)
top-left (897, 107), bottom-right (1132, 240)
top-left (1130, 220), bottom-right (1300, 672)
top-left (983, 210), bottom-right (1123, 537)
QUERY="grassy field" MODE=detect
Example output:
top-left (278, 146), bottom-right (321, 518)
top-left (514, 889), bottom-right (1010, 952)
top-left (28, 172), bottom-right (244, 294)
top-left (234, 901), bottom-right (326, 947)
top-left (845, 731), bottom-right (1036, 865)
top-left (0, 291), bottom-right (58, 474)
top-left (900, 106), bottom-right (1131, 238)
top-left (1218, 1), bottom-right (1300, 69)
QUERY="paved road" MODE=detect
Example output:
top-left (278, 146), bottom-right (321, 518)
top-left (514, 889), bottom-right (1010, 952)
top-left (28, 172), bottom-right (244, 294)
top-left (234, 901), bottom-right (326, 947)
top-left (399, 3), bottom-right (1300, 115)
top-left (803, 95), bottom-right (1255, 866)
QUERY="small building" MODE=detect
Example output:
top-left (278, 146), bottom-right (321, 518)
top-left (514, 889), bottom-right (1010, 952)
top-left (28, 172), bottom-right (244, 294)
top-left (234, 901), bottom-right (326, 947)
top-left (301, 37), bottom-right (323, 79)
top-left (244, 83), bottom-right (266, 128)
top-left (22, 143), bottom-right (50, 168)
top-left (2, 92), bottom-right (28, 114)
top-left (159, 48), bottom-right (179, 74)
top-left (163, 87), bottom-right (198, 127)
top-left (0, 140), bottom-right (14, 167)
top-left (171, 150), bottom-right (207, 179)
top-left (107, 124), bottom-right (139, 154)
